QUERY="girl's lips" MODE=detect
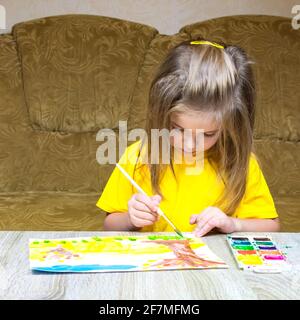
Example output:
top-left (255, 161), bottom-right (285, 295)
top-left (173, 146), bottom-right (204, 156)
top-left (184, 150), bottom-right (199, 155)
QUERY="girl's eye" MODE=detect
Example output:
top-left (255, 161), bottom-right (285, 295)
top-left (171, 126), bottom-right (183, 133)
top-left (204, 133), bottom-right (216, 138)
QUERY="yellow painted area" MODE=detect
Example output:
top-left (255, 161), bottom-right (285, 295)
top-left (29, 236), bottom-right (205, 261)
top-left (190, 243), bottom-right (205, 249)
top-left (237, 254), bottom-right (263, 265)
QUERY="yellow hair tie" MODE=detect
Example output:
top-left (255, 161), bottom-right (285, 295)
top-left (190, 40), bottom-right (224, 49)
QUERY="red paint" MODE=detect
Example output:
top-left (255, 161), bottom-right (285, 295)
top-left (237, 250), bottom-right (257, 255)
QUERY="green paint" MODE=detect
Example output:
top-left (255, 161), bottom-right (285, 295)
top-left (92, 237), bottom-right (102, 241)
top-left (33, 241), bottom-right (39, 244)
top-left (44, 240), bottom-right (50, 243)
top-left (128, 237), bottom-right (137, 241)
top-left (147, 235), bottom-right (184, 241)
top-left (82, 240), bottom-right (88, 243)
top-left (60, 241), bottom-right (67, 244)
top-left (72, 240), bottom-right (77, 243)
top-left (254, 241), bottom-right (274, 245)
top-left (114, 237), bottom-right (123, 240)
top-left (232, 245), bottom-right (254, 250)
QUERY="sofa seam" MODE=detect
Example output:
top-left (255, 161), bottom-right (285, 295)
top-left (0, 191), bottom-right (101, 196)
top-left (127, 27), bottom-right (158, 129)
top-left (11, 27), bottom-right (36, 133)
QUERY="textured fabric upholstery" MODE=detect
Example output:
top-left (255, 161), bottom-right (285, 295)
top-left (0, 14), bottom-right (299, 231)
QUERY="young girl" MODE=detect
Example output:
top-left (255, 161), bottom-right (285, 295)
top-left (96, 39), bottom-right (280, 237)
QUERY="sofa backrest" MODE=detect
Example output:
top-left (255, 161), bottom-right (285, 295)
top-left (0, 14), bottom-right (189, 192)
top-left (12, 14), bottom-right (158, 133)
top-left (0, 14), bottom-right (299, 200)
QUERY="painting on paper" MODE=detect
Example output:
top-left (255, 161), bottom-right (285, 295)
top-left (29, 235), bottom-right (228, 273)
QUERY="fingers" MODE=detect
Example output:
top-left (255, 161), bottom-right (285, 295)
top-left (195, 217), bottom-right (218, 237)
top-left (194, 211), bottom-right (214, 230)
top-left (192, 207), bottom-right (230, 237)
top-left (128, 193), bottom-right (161, 228)
top-left (191, 207), bottom-right (221, 237)
top-left (132, 205), bottom-right (158, 222)
top-left (189, 214), bottom-right (198, 225)
top-left (151, 194), bottom-right (162, 202)
top-left (130, 215), bottom-right (157, 228)
top-left (135, 193), bottom-right (160, 213)
top-left (189, 209), bottom-right (212, 226)
top-left (131, 199), bottom-right (158, 220)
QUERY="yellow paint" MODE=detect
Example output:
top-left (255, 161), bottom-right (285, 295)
top-left (237, 254), bottom-right (263, 265)
top-left (29, 236), bottom-right (206, 261)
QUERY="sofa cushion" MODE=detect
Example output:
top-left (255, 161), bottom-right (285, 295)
top-left (253, 139), bottom-right (300, 197)
top-left (0, 192), bottom-right (105, 230)
top-left (0, 31), bottom-right (128, 194)
top-left (272, 195), bottom-right (300, 232)
top-left (13, 14), bottom-right (158, 133)
top-left (0, 34), bottom-right (35, 192)
top-left (179, 15), bottom-right (300, 142)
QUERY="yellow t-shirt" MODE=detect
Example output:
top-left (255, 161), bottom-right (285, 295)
top-left (96, 140), bottom-right (278, 232)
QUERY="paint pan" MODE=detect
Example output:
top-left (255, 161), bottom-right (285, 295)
top-left (258, 245), bottom-right (277, 250)
top-left (231, 237), bottom-right (249, 241)
top-left (227, 235), bottom-right (289, 272)
top-left (254, 241), bottom-right (274, 245)
top-left (253, 237), bottom-right (271, 241)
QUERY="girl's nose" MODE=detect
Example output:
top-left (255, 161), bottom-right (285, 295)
top-left (183, 130), bottom-right (196, 152)
top-left (183, 130), bottom-right (204, 152)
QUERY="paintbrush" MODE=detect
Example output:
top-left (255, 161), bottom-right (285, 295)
top-left (116, 163), bottom-right (184, 238)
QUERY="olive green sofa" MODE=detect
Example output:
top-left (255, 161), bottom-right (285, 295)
top-left (0, 14), bottom-right (299, 231)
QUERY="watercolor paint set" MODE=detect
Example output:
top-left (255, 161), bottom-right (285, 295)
top-left (227, 235), bottom-right (290, 273)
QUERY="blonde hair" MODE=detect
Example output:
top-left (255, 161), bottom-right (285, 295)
top-left (141, 39), bottom-right (255, 215)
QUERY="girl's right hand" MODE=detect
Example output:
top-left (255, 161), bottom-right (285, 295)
top-left (128, 193), bottom-right (161, 228)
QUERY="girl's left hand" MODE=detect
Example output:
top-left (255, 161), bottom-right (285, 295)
top-left (189, 206), bottom-right (238, 237)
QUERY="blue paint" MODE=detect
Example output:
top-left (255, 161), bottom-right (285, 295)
top-left (33, 264), bottom-right (137, 272)
top-left (231, 240), bottom-right (252, 245)
top-left (258, 246), bottom-right (277, 250)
